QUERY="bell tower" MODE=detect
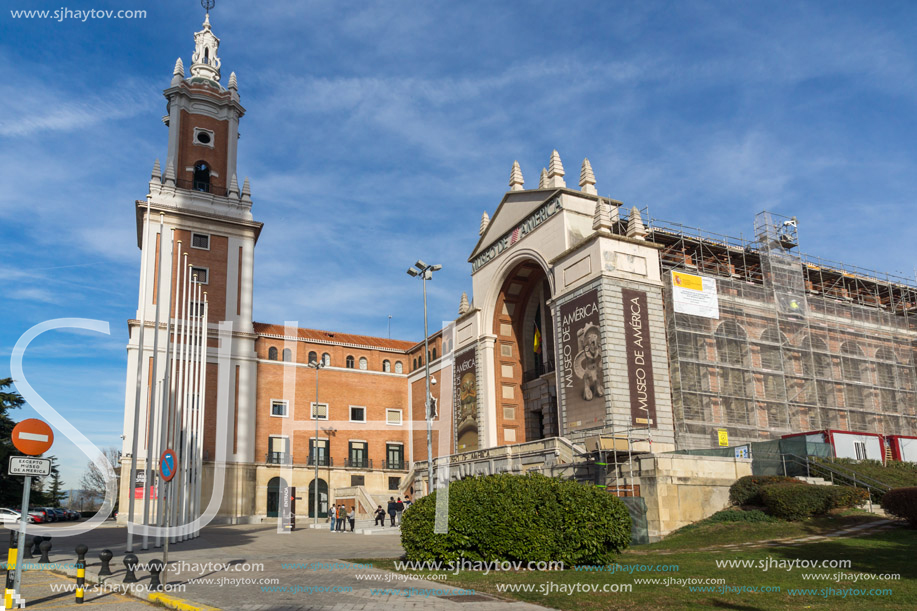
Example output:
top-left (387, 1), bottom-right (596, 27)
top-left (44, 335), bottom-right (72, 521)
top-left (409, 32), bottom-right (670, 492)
top-left (120, 5), bottom-right (262, 520)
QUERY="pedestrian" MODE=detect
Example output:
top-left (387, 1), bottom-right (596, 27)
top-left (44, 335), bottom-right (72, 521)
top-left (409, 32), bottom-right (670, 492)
top-left (348, 506), bottom-right (356, 532)
top-left (329, 505), bottom-right (336, 532)
top-left (403, 495), bottom-right (412, 509)
top-left (374, 505), bottom-right (386, 526)
top-left (395, 497), bottom-right (405, 525)
top-left (387, 497), bottom-right (397, 527)
top-left (337, 504), bottom-right (346, 532)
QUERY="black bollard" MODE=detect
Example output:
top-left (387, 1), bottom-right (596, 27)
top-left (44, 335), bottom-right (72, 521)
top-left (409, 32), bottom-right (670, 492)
top-left (122, 553), bottom-right (139, 583)
top-left (74, 544), bottom-right (88, 605)
top-left (30, 536), bottom-right (43, 557)
top-left (148, 559), bottom-right (163, 591)
top-left (23, 536), bottom-right (34, 560)
top-left (98, 549), bottom-right (113, 576)
top-left (38, 539), bottom-right (52, 564)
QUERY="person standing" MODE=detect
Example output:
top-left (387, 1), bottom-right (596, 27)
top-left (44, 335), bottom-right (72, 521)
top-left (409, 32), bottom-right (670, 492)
top-left (348, 506), bottom-right (356, 532)
top-left (395, 497), bottom-right (405, 526)
top-left (374, 505), bottom-right (386, 526)
top-left (403, 495), bottom-right (412, 510)
top-left (387, 497), bottom-right (397, 527)
top-left (329, 505), bottom-right (337, 532)
top-left (337, 504), bottom-right (346, 532)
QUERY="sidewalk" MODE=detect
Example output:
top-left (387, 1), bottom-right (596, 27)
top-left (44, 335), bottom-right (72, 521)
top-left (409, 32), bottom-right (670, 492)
top-left (9, 568), bottom-right (158, 609)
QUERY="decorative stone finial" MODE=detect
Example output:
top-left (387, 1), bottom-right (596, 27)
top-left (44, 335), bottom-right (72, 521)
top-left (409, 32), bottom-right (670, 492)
top-left (228, 173), bottom-right (239, 198)
top-left (190, 12), bottom-right (222, 82)
top-left (546, 150), bottom-right (566, 188)
top-left (163, 161), bottom-right (176, 187)
top-left (173, 57), bottom-right (185, 77)
top-left (241, 177), bottom-right (252, 203)
top-left (458, 292), bottom-right (470, 315)
top-left (592, 198), bottom-right (613, 232)
top-left (151, 159), bottom-right (162, 181)
top-left (509, 161), bottom-right (524, 191)
top-left (228, 71), bottom-right (237, 90)
top-left (479, 211), bottom-right (490, 236)
top-left (626, 206), bottom-right (647, 240)
top-left (538, 168), bottom-right (548, 189)
top-left (579, 158), bottom-right (597, 195)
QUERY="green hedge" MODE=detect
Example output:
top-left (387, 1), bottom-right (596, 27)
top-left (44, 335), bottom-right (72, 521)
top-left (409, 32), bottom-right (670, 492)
top-left (706, 509), bottom-right (779, 524)
top-left (881, 487), bottom-right (917, 527)
top-left (729, 475), bottom-right (802, 506)
top-left (760, 484), bottom-right (869, 520)
top-left (400, 473), bottom-right (631, 565)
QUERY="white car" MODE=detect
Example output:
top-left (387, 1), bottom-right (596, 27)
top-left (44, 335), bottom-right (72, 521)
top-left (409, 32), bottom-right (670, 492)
top-left (0, 509), bottom-right (33, 524)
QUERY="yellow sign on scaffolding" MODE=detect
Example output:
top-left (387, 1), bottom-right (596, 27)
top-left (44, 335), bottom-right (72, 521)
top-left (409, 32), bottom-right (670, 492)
top-left (717, 429), bottom-right (729, 447)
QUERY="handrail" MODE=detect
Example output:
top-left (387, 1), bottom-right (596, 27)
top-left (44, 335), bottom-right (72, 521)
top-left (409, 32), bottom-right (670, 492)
top-left (780, 453), bottom-right (889, 494)
top-left (808, 457), bottom-right (892, 491)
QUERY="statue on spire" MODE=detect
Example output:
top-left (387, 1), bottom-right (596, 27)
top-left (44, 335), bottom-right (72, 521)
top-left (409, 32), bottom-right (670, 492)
top-left (190, 0), bottom-right (221, 82)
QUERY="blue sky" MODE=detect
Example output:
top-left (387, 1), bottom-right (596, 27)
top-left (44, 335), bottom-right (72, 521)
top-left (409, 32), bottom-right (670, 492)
top-left (1, 0), bottom-right (916, 487)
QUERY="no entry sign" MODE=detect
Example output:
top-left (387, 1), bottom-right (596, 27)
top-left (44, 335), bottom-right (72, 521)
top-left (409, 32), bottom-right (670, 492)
top-left (11, 419), bottom-right (54, 455)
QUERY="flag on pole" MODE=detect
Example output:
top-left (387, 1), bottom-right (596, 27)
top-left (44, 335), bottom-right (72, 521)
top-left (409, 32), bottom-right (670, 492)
top-left (533, 305), bottom-right (542, 355)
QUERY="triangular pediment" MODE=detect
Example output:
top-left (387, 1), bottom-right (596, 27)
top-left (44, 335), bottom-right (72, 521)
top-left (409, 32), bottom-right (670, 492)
top-left (469, 189), bottom-right (561, 261)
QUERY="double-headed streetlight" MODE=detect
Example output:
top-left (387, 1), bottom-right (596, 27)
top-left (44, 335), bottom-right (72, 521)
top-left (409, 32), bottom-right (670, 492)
top-left (407, 260), bottom-right (441, 496)
top-left (307, 358), bottom-right (325, 525)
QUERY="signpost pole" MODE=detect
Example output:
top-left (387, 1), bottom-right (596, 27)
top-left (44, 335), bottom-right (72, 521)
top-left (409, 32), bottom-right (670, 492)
top-left (11, 475), bottom-right (31, 606)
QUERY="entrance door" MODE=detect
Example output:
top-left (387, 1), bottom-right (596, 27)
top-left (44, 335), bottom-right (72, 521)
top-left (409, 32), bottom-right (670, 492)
top-left (266, 477), bottom-right (287, 518)
top-left (308, 478), bottom-right (329, 518)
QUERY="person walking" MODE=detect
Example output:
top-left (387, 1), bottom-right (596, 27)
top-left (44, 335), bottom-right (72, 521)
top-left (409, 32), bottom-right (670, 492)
top-left (374, 505), bottom-right (386, 527)
top-left (387, 497), bottom-right (397, 527)
top-left (348, 506), bottom-right (356, 532)
top-left (403, 495), bottom-right (412, 510)
top-left (395, 497), bottom-right (405, 526)
top-left (329, 505), bottom-right (337, 532)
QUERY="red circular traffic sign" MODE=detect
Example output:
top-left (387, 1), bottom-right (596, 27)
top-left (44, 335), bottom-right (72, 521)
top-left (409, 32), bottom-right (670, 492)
top-left (160, 449), bottom-right (177, 482)
top-left (11, 419), bottom-right (54, 456)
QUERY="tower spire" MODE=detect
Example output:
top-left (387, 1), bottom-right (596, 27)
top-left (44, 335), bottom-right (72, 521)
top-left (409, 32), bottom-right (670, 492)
top-left (191, 1), bottom-right (221, 82)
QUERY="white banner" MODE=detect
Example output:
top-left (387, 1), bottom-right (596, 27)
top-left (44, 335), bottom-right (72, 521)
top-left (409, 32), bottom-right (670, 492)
top-left (671, 270), bottom-right (719, 319)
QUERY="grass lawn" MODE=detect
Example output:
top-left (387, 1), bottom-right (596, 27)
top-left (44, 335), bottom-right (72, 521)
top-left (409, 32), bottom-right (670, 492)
top-left (349, 516), bottom-right (916, 610)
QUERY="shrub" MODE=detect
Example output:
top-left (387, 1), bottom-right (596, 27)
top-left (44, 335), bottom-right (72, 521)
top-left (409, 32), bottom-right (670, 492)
top-left (706, 509), bottom-right (779, 524)
top-left (882, 487), bottom-right (917, 527)
top-left (729, 475), bottom-right (802, 506)
top-left (400, 473), bottom-right (631, 566)
top-left (761, 484), bottom-right (868, 520)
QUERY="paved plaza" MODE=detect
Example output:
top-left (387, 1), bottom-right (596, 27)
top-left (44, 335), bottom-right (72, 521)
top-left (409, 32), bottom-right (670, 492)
top-left (3, 522), bottom-right (549, 610)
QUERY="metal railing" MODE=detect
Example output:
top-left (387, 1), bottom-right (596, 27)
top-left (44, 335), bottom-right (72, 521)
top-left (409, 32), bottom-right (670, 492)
top-left (306, 456), bottom-right (332, 467)
top-left (382, 460), bottom-right (405, 471)
top-left (265, 452), bottom-right (291, 465)
top-left (344, 458), bottom-right (372, 469)
top-left (780, 453), bottom-right (890, 501)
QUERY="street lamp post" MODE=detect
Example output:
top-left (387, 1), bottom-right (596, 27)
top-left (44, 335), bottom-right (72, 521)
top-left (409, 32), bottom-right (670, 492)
top-left (407, 260), bottom-right (441, 496)
top-left (307, 358), bottom-right (324, 526)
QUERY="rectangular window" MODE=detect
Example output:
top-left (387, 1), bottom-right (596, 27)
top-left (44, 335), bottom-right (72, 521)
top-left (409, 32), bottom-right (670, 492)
top-left (349, 406), bottom-right (366, 422)
top-left (190, 266), bottom-right (209, 284)
top-left (388, 476), bottom-right (401, 491)
top-left (267, 436), bottom-right (289, 464)
top-left (386, 409), bottom-right (402, 426)
top-left (310, 402), bottom-right (328, 420)
top-left (308, 439), bottom-right (329, 466)
top-left (189, 300), bottom-right (204, 318)
top-left (348, 441), bottom-right (367, 468)
top-left (270, 399), bottom-right (288, 418)
top-left (191, 233), bottom-right (210, 250)
top-left (386, 443), bottom-right (404, 470)
top-left (854, 440), bottom-right (867, 461)
top-left (351, 475), bottom-right (365, 487)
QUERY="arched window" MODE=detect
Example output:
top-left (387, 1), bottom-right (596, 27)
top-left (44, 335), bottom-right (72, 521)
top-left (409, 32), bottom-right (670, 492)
top-left (308, 351), bottom-right (318, 365)
top-left (359, 357), bottom-right (368, 370)
top-left (383, 360), bottom-right (391, 373)
top-left (395, 361), bottom-right (403, 374)
top-left (267, 347), bottom-right (278, 361)
top-left (282, 348), bottom-right (292, 362)
top-left (193, 161), bottom-right (211, 192)
top-left (346, 355), bottom-right (355, 369)
top-left (322, 353), bottom-right (331, 366)
top-left (715, 321), bottom-right (748, 366)
top-left (412, 358), bottom-right (417, 370)
top-left (432, 348), bottom-right (437, 361)
top-left (758, 326), bottom-right (789, 371)
top-left (840, 342), bottom-right (869, 383)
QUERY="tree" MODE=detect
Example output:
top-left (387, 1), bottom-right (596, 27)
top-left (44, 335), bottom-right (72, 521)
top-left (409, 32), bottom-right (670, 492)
top-left (0, 377), bottom-right (25, 507)
top-left (79, 446), bottom-right (121, 510)
top-left (46, 456), bottom-right (66, 507)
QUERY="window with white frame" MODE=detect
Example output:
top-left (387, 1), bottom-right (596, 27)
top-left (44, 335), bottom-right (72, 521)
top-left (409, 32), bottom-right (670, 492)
top-left (383, 360), bottom-right (391, 373)
top-left (270, 399), bottom-right (288, 417)
top-left (350, 406), bottom-right (366, 422)
top-left (311, 402), bottom-right (328, 420)
top-left (386, 409), bottom-right (402, 426)
top-left (395, 361), bottom-right (403, 374)
top-left (322, 353), bottom-right (331, 366)
top-left (191, 233), bottom-right (210, 250)
top-left (190, 266), bottom-right (209, 284)
top-left (359, 357), bottom-right (368, 370)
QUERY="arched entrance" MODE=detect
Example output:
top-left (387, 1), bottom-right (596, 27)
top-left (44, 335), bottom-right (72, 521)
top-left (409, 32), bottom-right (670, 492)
top-left (266, 477), bottom-right (287, 518)
top-left (492, 260), bottom-right (557, 444)
top-left (308, 478), bottom-right (329, 518)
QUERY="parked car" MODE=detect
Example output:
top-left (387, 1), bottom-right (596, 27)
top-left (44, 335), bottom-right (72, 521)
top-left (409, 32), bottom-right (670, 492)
top-left (65, 509), bottom-right (81, 521)
top-left (27, 510), bottom-right (45, 523)
top-left (47, 508), bottom-right (67, 521)
top-left (1, 508), bottom-right (25, 524)
top-left (30, 508), bottom-right (52, 522)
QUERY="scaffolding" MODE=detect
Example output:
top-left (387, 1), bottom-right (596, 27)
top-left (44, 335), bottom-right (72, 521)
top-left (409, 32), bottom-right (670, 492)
top-left (643, 210), bottom-right (917, 450)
